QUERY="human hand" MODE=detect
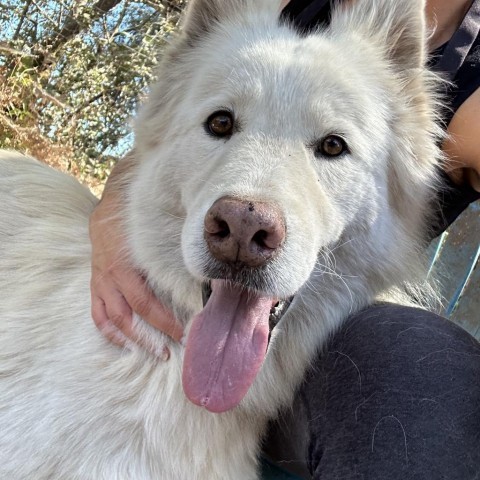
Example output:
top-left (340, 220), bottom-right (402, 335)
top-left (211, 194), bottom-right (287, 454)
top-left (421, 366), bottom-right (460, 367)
top-left (89, 193), bottom-right (184, 357)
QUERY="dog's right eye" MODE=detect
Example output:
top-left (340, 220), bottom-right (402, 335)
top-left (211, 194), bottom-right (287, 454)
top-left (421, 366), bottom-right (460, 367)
top-left (205, 111), bottom-right (234, 138)
top-left (314, 135), bottom-right (349, 158)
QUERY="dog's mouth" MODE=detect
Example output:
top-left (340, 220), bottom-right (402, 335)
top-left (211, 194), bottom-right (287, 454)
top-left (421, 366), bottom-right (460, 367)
top-left (182, 279), bottom-right (293, 413)
top-left (201, 282), bottom-right (292, 332)
top-left (268, 297), bottom-right (292, 332)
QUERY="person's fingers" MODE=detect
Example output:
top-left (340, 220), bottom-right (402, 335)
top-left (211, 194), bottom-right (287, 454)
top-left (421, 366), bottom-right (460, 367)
top-left (89, 197), bottom-right (183, 345)
top-left (91, 293), bottom-right (128, 348)
top-left (116, 272), bottom-right (184, 342)
top-left (91, 260), bottom-right (183, 342)
top-left (92, 290), bottom-right (170, 359)
top-left (101, 285), bottom-right (137, 338)
top-left (91, 267), bottom-right (138, 342)
top-left (94, 275), bottom-right (175, 355)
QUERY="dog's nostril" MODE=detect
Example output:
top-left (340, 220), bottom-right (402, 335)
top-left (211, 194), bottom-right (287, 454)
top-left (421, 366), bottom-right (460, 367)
top-left (215, 220), bottom-right (230, 238)
top-left (252, 230), bottom-right (269, 249)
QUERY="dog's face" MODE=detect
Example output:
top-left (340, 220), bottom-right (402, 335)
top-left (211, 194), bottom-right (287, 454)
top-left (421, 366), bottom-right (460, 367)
top-left (179, 31), bottom-right (396, 294)
top-left (129, 0), bottom-right (439, 412)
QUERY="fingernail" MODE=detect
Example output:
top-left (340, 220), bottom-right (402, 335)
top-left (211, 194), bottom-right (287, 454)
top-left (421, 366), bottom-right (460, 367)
top-left (169, 324), bottom-right (184, 343)
top-left (162, 346), bottom-right (170, 361)
top-left (175, 330), bottom-right (185, 343)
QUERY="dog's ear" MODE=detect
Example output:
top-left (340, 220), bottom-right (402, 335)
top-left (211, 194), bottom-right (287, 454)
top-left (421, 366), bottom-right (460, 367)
top-left (331, 0), bottom-right (427, 70)
top-left (181, 0), bottom-right (236, 42)
top-left (180, 0), bottom-right (280, 43)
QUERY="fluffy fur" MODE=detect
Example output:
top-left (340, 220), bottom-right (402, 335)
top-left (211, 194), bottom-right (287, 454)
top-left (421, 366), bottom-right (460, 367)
top-left (0, 0), bottom-right (442, 478)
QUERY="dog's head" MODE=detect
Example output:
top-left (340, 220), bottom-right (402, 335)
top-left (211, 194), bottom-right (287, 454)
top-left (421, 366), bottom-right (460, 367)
top-left (128, 0), bottom-right (441, 412)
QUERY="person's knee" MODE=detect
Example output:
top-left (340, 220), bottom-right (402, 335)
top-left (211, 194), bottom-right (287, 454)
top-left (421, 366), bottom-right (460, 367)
top-left (329, 303), bottom-right (477, 363)
top-left (306, 304), bottom-right (480, 399)
top-left (301, 305), bottom-right (480, 479)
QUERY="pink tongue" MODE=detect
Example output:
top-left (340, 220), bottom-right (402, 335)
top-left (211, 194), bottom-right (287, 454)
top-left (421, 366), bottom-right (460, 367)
top-left (182, 279), bottom-right (272, 413)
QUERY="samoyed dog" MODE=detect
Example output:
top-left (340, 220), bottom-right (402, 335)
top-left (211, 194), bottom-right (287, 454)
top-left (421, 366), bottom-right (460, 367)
top-left (0, 0), bottom-right (441, 478)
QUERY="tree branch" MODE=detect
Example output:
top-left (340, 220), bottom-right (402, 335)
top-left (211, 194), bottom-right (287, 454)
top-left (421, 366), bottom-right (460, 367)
top-left (46, 0), bottom-right (123, 53)
top-left (13, 0), bottom-right (34, 41)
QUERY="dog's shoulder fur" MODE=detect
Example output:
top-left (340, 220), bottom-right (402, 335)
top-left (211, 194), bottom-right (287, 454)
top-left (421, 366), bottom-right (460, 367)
top-left (0, 0), bottom-right (442, 478)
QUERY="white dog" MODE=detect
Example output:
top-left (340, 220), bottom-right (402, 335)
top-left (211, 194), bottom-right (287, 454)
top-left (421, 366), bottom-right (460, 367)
top-left (0, 0), bottom-right (441, 478)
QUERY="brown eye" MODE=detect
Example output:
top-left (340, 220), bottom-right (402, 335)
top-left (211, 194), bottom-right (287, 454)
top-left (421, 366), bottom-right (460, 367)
top-left (316, 135), bottom-right (348, 158)
top-left (206, 111), bottom-right (234, 138)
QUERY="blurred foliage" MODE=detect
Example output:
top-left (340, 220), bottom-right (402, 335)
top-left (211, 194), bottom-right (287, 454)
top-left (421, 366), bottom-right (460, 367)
top-left (0, 0), bottom-right (185, 186)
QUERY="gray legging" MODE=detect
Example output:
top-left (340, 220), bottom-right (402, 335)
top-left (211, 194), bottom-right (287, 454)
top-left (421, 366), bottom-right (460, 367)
top-left (265, 304), bottom-right (480, 480)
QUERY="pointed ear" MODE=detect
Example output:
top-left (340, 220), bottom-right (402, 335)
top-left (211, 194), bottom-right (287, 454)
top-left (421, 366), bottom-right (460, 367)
top-left (180, 0), bottom-right (236, 41)
top-left (180, 0), bottom-right (281, 43)
top-left (331, 0), bottom-right (427, 70)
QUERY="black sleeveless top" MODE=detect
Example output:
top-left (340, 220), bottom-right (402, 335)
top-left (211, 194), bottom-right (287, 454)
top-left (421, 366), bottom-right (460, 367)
top-left (282, 0), bottom-right (480, 236)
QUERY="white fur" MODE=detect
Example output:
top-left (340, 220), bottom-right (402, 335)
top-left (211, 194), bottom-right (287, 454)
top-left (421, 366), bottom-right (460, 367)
top-left (0, 0), bottom-right (442, 478)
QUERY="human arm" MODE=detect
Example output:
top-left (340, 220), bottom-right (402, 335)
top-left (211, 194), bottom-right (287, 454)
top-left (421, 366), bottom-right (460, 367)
top-left (442, 87), bottom-right (480, 191)
top-left (89, 153), bottom-right (184, 351)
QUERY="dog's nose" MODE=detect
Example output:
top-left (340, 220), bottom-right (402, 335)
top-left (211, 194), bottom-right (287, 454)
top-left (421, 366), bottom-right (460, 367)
top-left (204, 197), bottom-right (286, 268)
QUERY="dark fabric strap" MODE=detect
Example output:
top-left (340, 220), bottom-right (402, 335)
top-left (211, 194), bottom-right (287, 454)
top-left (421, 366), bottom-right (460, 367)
top-left (281, 0), bottom-right (332, 30)
top-left (434, 0), bottom-right (480, 80)
top-left (295, 0), bottom-right (330, 28)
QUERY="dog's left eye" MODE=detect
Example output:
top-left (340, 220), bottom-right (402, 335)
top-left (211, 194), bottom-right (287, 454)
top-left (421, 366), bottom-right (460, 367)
top-left (314, 135), bottom-right (349, 158)
top-left (205, 111), bottom-right (234, 138)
